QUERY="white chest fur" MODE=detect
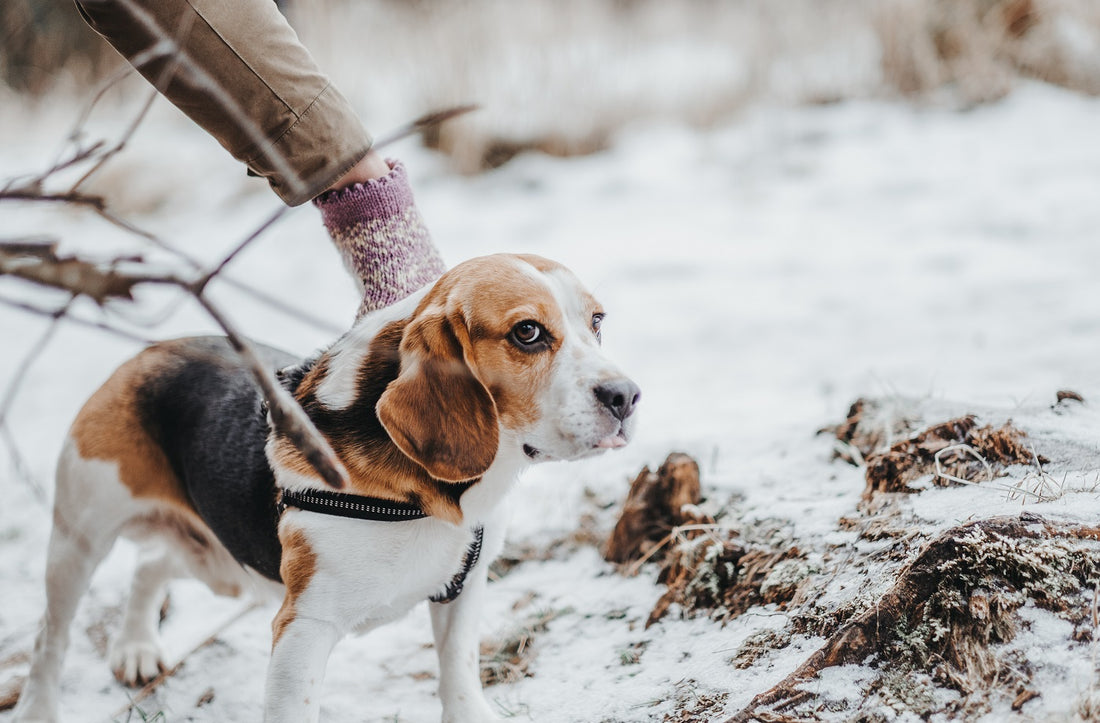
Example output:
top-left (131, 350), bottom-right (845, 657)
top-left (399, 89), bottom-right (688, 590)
top-left (286, 513), bottom-right (478, 632)
top-left (275, 445), bottom-right (522, 635)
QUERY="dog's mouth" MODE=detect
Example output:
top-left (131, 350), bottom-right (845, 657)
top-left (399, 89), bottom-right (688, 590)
top-left (523, 427), bottom-right (630, 461)
top-left (594, 430), bottom-right (628, 450)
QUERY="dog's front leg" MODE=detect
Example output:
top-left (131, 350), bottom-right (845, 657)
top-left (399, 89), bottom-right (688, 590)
top-left (430, 563), bottom-right (498, 723)
top-left (264, 614), bottom-right (340, 723)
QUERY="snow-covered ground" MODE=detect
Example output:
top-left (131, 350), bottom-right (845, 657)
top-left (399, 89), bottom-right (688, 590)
top-left (2, 81), bottom-right (1100, 721)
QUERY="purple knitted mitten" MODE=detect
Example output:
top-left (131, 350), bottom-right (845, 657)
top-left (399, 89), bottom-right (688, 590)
top-left (314, 161), bottom-right (446, 317)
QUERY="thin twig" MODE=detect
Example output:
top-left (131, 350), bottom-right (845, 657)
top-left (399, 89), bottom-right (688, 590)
top-left (0, 295), bottom-right (75, 428)
top-left (110, 600), bottom-right (264, 719)
top-left (934, 444), bottom-right (994, 485)
top-left (0, 189), bottom-right (106, 210)
top-left (623, 523), bottom-right (734, 578)
top-left (0, 295), bottom-right (155, 345)
top-left (188, 102), bottom-right (479, 296)
top-left (372, 104), bottom-right (480, 148)
top-left (70, 8), bottom-right (194, 193)
top-left (932, 443), bottom-right (1045, 500)
top-left (191, 206), bottom-right (290, 295)
top-left (0, 424), bottom-right (46, 503)
top-left (0, 238), bottom-right (59, 256)
top-left (70, 87), bottom-right (159, 192)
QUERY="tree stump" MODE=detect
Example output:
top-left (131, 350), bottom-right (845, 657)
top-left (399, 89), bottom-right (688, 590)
top-left (604, 453), bottom-right (705, 565)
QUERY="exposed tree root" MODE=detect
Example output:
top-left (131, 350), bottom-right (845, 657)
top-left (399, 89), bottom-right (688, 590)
top-left (726, 513), bottom-right (1100, 722)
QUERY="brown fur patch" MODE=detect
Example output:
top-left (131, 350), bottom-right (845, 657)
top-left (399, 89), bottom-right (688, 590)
top-left (271, 320), bottom-right (469, 526)
top-left (69, 346), bottom-right (189, 508)
top-left (272, 527), bottom-right (317, 647)
top-left (442, 255), bottom-right (574, 431)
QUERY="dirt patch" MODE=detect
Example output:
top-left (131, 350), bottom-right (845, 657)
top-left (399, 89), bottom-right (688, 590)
top-left (826, 400), bottom-right (1049, 497)
top-left (866, 418), bottom-right (1047, 497)
top-left (662, 681), bottom-right (731, 723)
top-left (647, 534), bottom-right (809, 627)
top-left (728, 514), bottom-right (1100, 722)
top-left (1056, 389), bottom-right (1085, 405)
top-left (731, 628), bottom-right (794, 670)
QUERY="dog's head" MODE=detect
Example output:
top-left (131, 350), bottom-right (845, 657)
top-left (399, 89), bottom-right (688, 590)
top-left (377, 253), bottom-right (640, 482)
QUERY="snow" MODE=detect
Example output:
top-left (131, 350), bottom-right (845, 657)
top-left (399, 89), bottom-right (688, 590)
top-left (3, 81), bottom-right (1100, 721)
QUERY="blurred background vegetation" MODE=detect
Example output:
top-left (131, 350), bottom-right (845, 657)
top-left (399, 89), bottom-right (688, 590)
top-left (3, 0), bottom-right (1099, 172)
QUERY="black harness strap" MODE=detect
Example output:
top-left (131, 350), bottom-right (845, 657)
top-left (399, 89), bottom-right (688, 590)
top-left (430, 525), bottom-right (484, 604)
top-left (279, 487), bottom-right (427, 521)
top-left (277, 487), bottom-right (483, 604)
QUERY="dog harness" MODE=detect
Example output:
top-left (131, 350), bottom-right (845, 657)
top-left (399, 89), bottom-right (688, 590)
top-left (278, 487), bottom-right (484, 604)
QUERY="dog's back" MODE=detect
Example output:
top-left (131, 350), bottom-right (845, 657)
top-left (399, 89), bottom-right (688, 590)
top-left (70, 337), bottom-right (292, 579)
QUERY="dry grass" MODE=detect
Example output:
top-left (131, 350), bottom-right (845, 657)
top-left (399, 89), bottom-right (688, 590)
top-left (0, 0), bottom-right (113, 94)
top-left (876, 0), bottom-right (1100, 104)
top-left (291, 0), bottom-right (1100, 169)
top-left (479, 607), bottom-right (571, 687)
top-left (296, 0), bottom-right (857, 170)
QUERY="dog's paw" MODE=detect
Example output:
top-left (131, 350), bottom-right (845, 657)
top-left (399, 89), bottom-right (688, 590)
top-left (108, 639), bottom-right (166, 686)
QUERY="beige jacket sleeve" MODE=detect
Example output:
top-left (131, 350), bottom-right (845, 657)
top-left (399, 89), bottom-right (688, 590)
top-left (75, 0), bottom-right (372, 206)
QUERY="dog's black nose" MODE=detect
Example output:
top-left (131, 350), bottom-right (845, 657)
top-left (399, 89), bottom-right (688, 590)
top-left (594, 379), bottom-right (641, 421)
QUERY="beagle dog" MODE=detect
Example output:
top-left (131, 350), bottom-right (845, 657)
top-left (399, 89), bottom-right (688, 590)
top-left (14, 253), bottom-right (640, 723)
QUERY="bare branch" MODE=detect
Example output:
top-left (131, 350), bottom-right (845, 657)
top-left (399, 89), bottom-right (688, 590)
top-left (0, 243), bottom-right (152, 304)
top-left (192, 293), bottom-right (348, 489)
top-left (372, 104), bottom-right (480, 149)
top-left (0, 188), bottom-right (106, 210)
top-left (0, 243), bottom-right (349, 488)
top-left (0, 238), bottom-right (59, 256)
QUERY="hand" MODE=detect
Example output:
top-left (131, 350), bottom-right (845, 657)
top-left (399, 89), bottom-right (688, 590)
top-left (325, 149), bottom-right (392, 192)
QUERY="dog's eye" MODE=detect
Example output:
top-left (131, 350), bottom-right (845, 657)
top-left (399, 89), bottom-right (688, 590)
top-left (511, 320), bottom-right (544, 347)
top-left (591, 313), bottom-right (605, 341)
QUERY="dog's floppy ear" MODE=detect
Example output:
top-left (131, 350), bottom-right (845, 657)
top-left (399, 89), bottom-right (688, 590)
top-left (377, 312), bottom-right (499, 482)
